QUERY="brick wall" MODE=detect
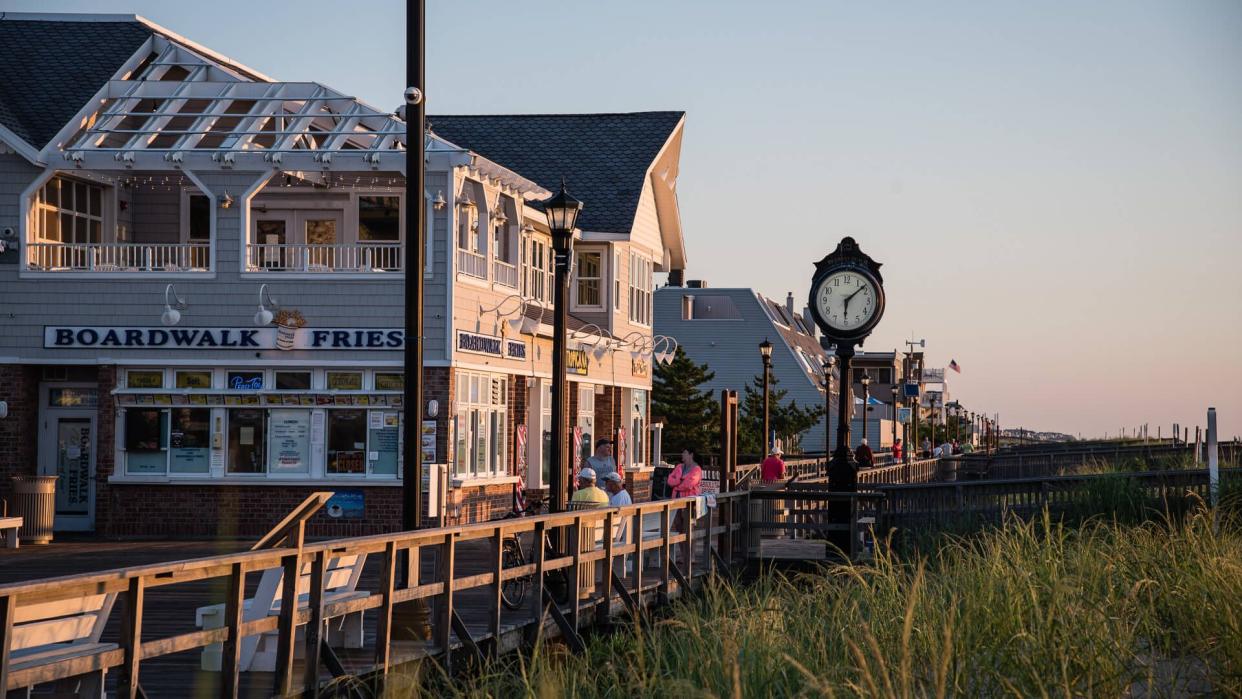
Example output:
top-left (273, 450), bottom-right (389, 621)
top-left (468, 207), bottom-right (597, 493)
top-left (424, 367), bottom-right (452, 468)
top-left (0, 365), bottom-right (39, 505)
top-left (93, 365), bottom-right (117, 528)
top-left (103, 484), bottom-right (405, 538)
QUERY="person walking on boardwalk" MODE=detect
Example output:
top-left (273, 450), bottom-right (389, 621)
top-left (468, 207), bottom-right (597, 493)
top-left (922, 436), bottom-right (932, 458)
top-left (570, 467), bottom-right (609, 508)
top-left (760, 445), bottom-right (786, 484)
top-left (855, 438), bottom-right (874, 469)
top-left (892, 438), bottom-right (903, 462)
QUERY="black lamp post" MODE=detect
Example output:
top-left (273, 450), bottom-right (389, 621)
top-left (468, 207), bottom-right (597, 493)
top-left (759, 338), bottom-right (773, 456)
top-left (860, 371), bottom-right (871, 449)
top-left (822, 355), bottom-right (836, 471)
top-left (543, 181), bottom-right (583, 517)
top-left (890, 384), bottom-right (899, 456)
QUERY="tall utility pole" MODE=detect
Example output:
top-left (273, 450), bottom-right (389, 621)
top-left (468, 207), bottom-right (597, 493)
top-left (401, 0), bottom-right (425, 531)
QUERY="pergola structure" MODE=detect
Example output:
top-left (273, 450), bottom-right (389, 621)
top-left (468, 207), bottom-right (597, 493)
top-left (57, 36), bottom-right (409, 175)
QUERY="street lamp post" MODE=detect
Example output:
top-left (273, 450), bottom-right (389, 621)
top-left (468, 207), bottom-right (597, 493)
top-left (760, 339), bottom-right (773, 456)
top-left (543, 182), bottom-right (583, 518)
top-left (822, 355), bottom-right (836, 473)
top-left (860, 371), bottom-right (871, 449)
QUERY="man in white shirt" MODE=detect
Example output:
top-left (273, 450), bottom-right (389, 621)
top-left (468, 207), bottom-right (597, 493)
top-left (602, 472), bottom-right (631, 506)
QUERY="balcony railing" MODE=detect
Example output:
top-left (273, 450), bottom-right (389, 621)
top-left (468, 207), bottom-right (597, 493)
top-left (493, 259), bottom-right (518, 288)
top-left (246, 243), bottom-right (402, 273)
top-left (25, 242), bottom-right (211, 272)
top-left (457, 249), bottom-right (487, 279)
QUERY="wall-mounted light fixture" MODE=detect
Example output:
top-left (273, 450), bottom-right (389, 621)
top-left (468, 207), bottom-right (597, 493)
top-left (162, 284), bottom-right (187, 326)
top-left (254, 283), bottom-right (278, 326)
top-left (433, 191), bottom-right (446, 210)
top-left (220, 191), bottom-right (234, 209)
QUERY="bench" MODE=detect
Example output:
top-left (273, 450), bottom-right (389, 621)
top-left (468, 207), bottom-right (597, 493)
top-left (0, 515), bottom-right (20, 549)
top-left (194, 552), bottom-right (368, 672)
top-left (5, 593), bottom-right (117, 698)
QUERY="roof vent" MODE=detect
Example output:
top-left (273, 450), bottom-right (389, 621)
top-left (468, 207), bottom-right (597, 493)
top-left (686, 280), bottom-right (707, 288)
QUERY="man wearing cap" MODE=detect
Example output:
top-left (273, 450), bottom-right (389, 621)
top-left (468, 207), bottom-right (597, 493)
top-left (602, 472), bottom-right (631, 507)
top-left (570, 467), bottom-right (609, 508)
top-left (760, 445), bottom-right (786, 484)
top-left (584, 438), bottom-right (617, 483)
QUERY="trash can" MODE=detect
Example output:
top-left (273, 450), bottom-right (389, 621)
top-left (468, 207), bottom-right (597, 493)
top-left (12, 475), bottom-right (57, 544)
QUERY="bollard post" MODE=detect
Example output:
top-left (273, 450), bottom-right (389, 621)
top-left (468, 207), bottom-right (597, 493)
top-left (1207, 408), bottom-right (1219, 509)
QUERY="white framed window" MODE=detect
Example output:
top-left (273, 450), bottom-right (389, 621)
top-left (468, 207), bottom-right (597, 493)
top-left (628, 252), bottom-right (653, 326)
top-left (454, 371), bottom-right (508, 480)
top-left (526, 237), bottom-right (552, 304)
top-left (491, 195), bottom-right (517, 264)
top-left (573, 250), bottom-right (602, 308)
top-left (34, 177), bottom-right (104, 244)
top-left (123, 407), bottom-right (213, 476)
top-left (613, 249), bottom-right (622, 311)
top-left (630, 389), bottom-right (649, 468)
top-left (577, 385), bottom-right (595, 465)
top-left (358, 195), bottom-right (402, 243)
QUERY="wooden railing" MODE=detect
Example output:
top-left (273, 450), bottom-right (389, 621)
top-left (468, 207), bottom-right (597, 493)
top-left (246, 243), bottom-right (402, 273)
top-left (26, 242), bottom-right (211, 272)
top-left (858, 457), bottom-right (940, 487)
top-left (873, 467), bottom-right (1240, 532)
top-left (0, 492), bottom-right (750, 698)
top-left (747, 488), bottom-right (885, 562)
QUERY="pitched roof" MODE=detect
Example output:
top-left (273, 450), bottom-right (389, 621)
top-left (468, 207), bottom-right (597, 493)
top-left (428, 112), bottom-right (684, 234)
top-left (0, 17), bottom-right (153, 149)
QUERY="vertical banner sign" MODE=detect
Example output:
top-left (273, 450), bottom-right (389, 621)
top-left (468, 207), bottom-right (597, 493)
top-left (617, 426), bottom-right (627, 475)
top-left (516, 424), bottom-right (528, 478)
top-left (573, 426), bottom-right (583, 474)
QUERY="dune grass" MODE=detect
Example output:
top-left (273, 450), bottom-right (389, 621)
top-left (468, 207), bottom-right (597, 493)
top-left (382, 506), bottom-right (1242, 698)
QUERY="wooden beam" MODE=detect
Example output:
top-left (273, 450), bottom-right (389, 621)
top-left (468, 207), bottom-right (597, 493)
top-left (373, 541), bottom-right (397, 676)
top-left (220, 562), bottom-right (245, 699)
top-left (449, 610), bottom-right (484, 667)
top-left (272, 551), bottom-right (300, 697)
top-left (302, 551), bottom-right (327, 698)
top-left (119, 577), bottom-right (144, 699)
top-left (541, 589), bottom-right (585, 655)
top-left (0, 595), bottom-right (13, 694)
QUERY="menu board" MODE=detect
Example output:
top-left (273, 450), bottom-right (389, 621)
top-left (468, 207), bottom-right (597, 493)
top-left (269, 410), bottom-right (311, 473)
top-left (368, 411), bottom-right (400, 475)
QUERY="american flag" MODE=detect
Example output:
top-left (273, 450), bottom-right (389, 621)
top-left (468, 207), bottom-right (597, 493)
top-left (949, 359), bottom-right (961, 373)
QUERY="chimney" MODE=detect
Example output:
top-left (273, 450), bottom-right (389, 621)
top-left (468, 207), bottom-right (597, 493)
top-left (681, 295), bottom-right (695, 320)
top-left (803, 306), bottom-right (817, 338)
top-left (686, 280), bottom-right (707, 289)
top-left (667, 269), bottom-right (685, 287)
top-left (785, 292), bottom-right (795, 317)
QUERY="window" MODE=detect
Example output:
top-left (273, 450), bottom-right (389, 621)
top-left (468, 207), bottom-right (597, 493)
top-left (358, 196), bottom-right (400, 242)
top-left (227, 409), bottom-right (267, 473)
top-left (125, 408), bottom-right (168, 474)
top-left (326, 371), bottom-right (363, 391)
top-left (227, 371), bottom-right (264, 391)
top-left (526, 238), bottom-right (551, 303)
top-left (127, 370), bottom-right (163, 389)
top-left (457, 201), bottom-right (481, 253)
top-left (175, 371), bottom-right (212, 389)
top-left (327, 410), bottom-right (368, 474)
top-left (169, 408), bottom-right (211, 473)
top-left (188, 194), bottom-right (211, 241)
top-left (628, 253), bottom-right (653, 326)
top-left (34, 177), bottom-right (103, 244)
top-left (630, 389), bottom-right (648, 468)
top-left (577, 385), bottom-right (595, 465)
top-left (492, 196), bottom-right (516, 263)
top-left (274, 371), bottom-right (312, 390)
top-left (613, 249), bottom-right (622, 311)
top-left (453, 371), bottom-right (507, 479)
top-left (369, 411), bottom-right (401, 475)
top-left (574, 251), bottom-right (602, 307)
top-left (374, 373), bottom-right (404, 391)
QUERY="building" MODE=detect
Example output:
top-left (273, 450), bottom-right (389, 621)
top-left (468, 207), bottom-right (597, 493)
top-left (0, 13), bottom-right (687, 536)
top-left (654, 282), bottom-right (895, 454)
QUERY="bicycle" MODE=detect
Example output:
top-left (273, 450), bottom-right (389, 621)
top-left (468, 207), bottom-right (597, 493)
top-left (498, 498), bottom-right (570, 610)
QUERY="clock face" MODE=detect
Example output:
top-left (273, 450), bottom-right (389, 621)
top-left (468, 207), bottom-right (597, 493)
top-left (814, 270), bottom-right (879, 333)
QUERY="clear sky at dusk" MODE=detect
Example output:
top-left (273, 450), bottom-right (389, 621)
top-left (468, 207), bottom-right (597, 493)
top-left (9, 0), bottom-right (1241, 438)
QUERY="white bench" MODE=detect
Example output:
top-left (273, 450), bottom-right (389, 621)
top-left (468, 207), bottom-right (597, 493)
top-left (6, 593), bottom-right (117, 698)
top-left (0, 515), bottom-right (20, 549)
top-left (194, 553), bottom-right (368, 672)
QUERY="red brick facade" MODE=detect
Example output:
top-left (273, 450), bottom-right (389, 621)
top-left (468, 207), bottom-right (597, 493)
top-left (0, 365), bottom-right (40, 506)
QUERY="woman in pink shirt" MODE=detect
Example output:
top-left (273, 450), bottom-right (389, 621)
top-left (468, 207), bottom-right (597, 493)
top-left (666, 448), bottom-right (703, 498)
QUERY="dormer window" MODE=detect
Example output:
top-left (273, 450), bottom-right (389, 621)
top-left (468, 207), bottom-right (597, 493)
top-left (573, 250), bottom-right (602, 308)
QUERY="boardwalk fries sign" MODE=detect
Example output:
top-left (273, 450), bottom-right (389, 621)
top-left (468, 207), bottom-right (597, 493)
top-left (45, 326), bottom-right (404, 350)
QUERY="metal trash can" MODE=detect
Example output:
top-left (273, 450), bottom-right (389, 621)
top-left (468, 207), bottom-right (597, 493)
top-left (12, 475), bottom-right (57, 544)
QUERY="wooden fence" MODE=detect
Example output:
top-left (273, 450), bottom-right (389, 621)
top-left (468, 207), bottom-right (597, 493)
top-left (874, 467), bottom-right (1240, 532)
top-left (0, 493), bottom-right (751, 698)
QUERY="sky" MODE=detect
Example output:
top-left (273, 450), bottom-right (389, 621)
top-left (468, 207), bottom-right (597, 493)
top-left (9, 0), bottom-right (1242, 439)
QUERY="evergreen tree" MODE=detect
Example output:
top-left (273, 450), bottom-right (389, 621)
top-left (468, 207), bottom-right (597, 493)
top-left (652, 346), bottom-right (720, 458)
top-left (738, 373), bottom-right (824, 457)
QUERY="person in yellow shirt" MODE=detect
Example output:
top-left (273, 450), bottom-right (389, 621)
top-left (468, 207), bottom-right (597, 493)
top-left (570, 467), bottom-right (609, 508)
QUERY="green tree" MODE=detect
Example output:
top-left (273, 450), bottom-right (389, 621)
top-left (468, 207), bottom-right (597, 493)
top-left (652, 346), bottom-right (720, 458)
top-left (738, 373), bottom-right (824, 457)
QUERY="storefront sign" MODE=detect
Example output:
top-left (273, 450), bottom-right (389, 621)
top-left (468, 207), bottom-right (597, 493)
top-left (632, 359), bottom-right (649, 377)
top-left (421, 419), bottom-right (437, 464)
top-left (324, 490), bottom-right (364, 519)
top-left (456, 331), bottom-right (527, 360)
top-left (270, 410), bottom-right (311, 472)
top-left (44, 326), bottom-right (404, 350)
top-left (566, 349), bottom-right (590, 376)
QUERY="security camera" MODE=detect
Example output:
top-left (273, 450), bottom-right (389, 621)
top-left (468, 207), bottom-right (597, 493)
top-left (404, 87), bottom-right (423, 105)
top-left (1, 227), bottom-right (13, 239)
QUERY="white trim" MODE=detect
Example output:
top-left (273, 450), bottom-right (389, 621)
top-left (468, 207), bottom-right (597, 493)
top-left (107, 475), bottom-right (400, 486)
top-left (451, 475), bottom-right (519, 489)
top-left (0, 122), bottom-right (44, 164)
